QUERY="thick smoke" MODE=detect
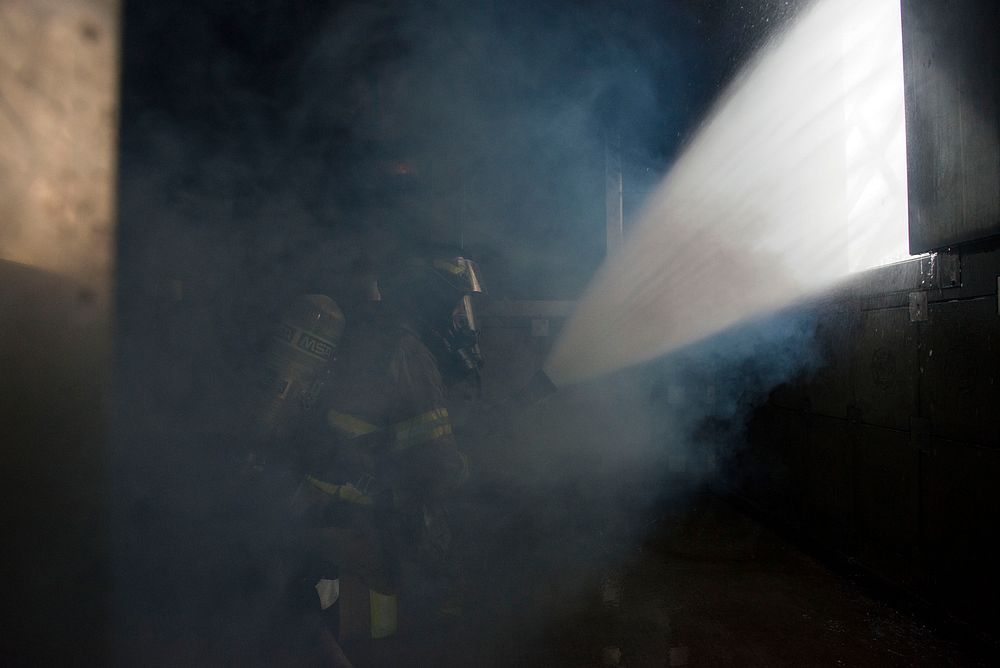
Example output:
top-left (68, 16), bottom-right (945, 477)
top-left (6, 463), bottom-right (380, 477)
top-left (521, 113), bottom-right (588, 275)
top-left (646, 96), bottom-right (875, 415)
top-left (111, 0), bottom-right (830, 665)
top-left (454, 305), bottom-right (821, 662)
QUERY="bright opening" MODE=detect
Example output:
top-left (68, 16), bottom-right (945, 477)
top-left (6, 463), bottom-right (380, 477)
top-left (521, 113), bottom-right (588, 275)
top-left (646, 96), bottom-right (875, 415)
top-left (546, 0), bottom-right (909, 386)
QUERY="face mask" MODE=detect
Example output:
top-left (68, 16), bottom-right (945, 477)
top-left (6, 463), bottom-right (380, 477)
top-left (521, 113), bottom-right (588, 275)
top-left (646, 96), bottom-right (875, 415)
top-left (443, 295), bottom-right (483, 381)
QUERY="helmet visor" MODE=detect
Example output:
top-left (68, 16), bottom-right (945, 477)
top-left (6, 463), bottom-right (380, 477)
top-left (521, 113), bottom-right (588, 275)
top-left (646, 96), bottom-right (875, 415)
top-left (432, 257), bottom-right (486, 295)
top-left (453, 294), bottom-right (479, 333)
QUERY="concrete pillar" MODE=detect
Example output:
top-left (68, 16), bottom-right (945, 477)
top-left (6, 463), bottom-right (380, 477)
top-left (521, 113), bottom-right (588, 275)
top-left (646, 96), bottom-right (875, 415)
top-left (0, 1), bottom-right (120, 662)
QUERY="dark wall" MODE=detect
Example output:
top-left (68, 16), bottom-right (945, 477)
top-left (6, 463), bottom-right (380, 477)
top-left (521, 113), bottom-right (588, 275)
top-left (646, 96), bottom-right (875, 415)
top-left (731, 249), bottom-right (1000, 636)
top-left (0, 261), bottom-right (110, 664)
top-left (903, 0), bottom-right (1000, 252)
top-left (116, 0), bottom-right (723, 304)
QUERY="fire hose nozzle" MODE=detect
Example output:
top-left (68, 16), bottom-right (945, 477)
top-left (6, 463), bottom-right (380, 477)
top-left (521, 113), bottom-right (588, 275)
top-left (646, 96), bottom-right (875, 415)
top-left (518, 368), bottom-right (558, 405)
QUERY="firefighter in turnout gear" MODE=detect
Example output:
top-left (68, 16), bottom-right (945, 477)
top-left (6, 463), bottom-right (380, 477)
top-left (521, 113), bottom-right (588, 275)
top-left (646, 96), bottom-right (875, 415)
top-left (291, 253), bottom-right (482, 651)
top-left (239, 294), bottom-right (357, 665)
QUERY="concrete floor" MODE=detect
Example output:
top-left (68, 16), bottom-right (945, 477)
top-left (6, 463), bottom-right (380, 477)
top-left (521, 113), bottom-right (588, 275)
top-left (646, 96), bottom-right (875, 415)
top-left (349, 489), bottom-right (994, 667)
top-left (612, 495), bottom-right (989, 668)
top-left (445, 491), bottom-right (993, 667)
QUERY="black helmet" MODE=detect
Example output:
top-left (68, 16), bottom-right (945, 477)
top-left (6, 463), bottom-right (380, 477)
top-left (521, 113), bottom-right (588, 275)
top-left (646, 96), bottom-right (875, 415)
top-left (380, 254), bottom-right (486, 384)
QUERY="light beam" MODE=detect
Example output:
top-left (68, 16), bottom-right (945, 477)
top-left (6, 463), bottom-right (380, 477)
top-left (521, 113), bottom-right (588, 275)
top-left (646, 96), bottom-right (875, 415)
top-left (546, 0), bottom-right (908, 386)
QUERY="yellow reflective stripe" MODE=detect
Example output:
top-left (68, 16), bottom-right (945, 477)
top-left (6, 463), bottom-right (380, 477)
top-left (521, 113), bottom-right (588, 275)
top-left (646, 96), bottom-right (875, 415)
top-left (456, 450), bottom-right (470, 484)
top-left (394, 407), bottom-right (448, 430)
top-left (305, 475), bottom-right (374, 506)
top-left (432, 259), bottom-right (465, 275)
top-left (369, 590), bottom-right (398, 639)
top-left (392, 408), bottom-right (452, 451)
top-left (394, 424), bottom-right (453, 450)
top-left (427, 424), bottom-right (453, 440)
top-left (327, 409), bottom-right (380, 438)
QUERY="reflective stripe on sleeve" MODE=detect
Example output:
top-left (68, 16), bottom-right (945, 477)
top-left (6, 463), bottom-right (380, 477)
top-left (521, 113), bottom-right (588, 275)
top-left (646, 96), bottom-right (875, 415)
top-left (305, 474), bottom-right (374, 506)
top-left (432, 259), bottom-right (465, 275)
top-left (369, 590), bottom-right (398, 639)
top-left (327, 409), bottom-right (380, 438)
top-left (391, 408), bottom-right (452, 452)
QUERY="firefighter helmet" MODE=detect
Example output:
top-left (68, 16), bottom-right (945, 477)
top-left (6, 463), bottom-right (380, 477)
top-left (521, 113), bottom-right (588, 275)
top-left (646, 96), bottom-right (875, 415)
top-left (379, 254), bottom-right (486, 384)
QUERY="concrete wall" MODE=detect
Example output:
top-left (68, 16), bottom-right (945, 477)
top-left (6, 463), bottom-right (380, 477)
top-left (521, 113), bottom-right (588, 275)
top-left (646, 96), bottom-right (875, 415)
top-left (0, 0), bottom-right (119, 297)
top-left (0, 0), bottom-right (119, 662)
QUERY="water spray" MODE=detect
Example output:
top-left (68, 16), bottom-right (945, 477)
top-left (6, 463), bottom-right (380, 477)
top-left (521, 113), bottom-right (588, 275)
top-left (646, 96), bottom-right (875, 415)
top-left (545, 0), bottom-right (909, 387)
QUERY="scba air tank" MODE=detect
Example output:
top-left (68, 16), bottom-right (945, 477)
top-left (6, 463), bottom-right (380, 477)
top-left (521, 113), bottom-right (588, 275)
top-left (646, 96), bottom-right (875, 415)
top-left (257, 294), bottom-right (345, 442)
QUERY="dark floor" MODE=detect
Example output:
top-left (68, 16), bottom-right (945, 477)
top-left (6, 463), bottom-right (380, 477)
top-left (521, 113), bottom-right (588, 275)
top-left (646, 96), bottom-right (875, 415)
top-left (579, 494), bottom-right (989, 667)
top-left (350, 489), bottom-right (993, 667)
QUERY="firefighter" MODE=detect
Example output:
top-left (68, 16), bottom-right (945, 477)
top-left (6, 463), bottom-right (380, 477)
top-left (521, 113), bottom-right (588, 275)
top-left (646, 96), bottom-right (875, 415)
top-left (234, 294), bottom-right (355, 665)
top-left (290, 252), bottom-right (483, 654)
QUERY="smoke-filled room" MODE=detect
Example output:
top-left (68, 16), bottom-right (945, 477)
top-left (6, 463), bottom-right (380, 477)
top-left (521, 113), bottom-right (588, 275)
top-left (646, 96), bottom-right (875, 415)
top-left (3, 0), bottom-right (1000, 665)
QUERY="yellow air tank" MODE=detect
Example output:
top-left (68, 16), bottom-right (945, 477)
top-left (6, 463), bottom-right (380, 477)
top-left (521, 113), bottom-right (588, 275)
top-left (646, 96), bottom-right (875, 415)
top-left (257, 294), bottom-right (345, 443)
